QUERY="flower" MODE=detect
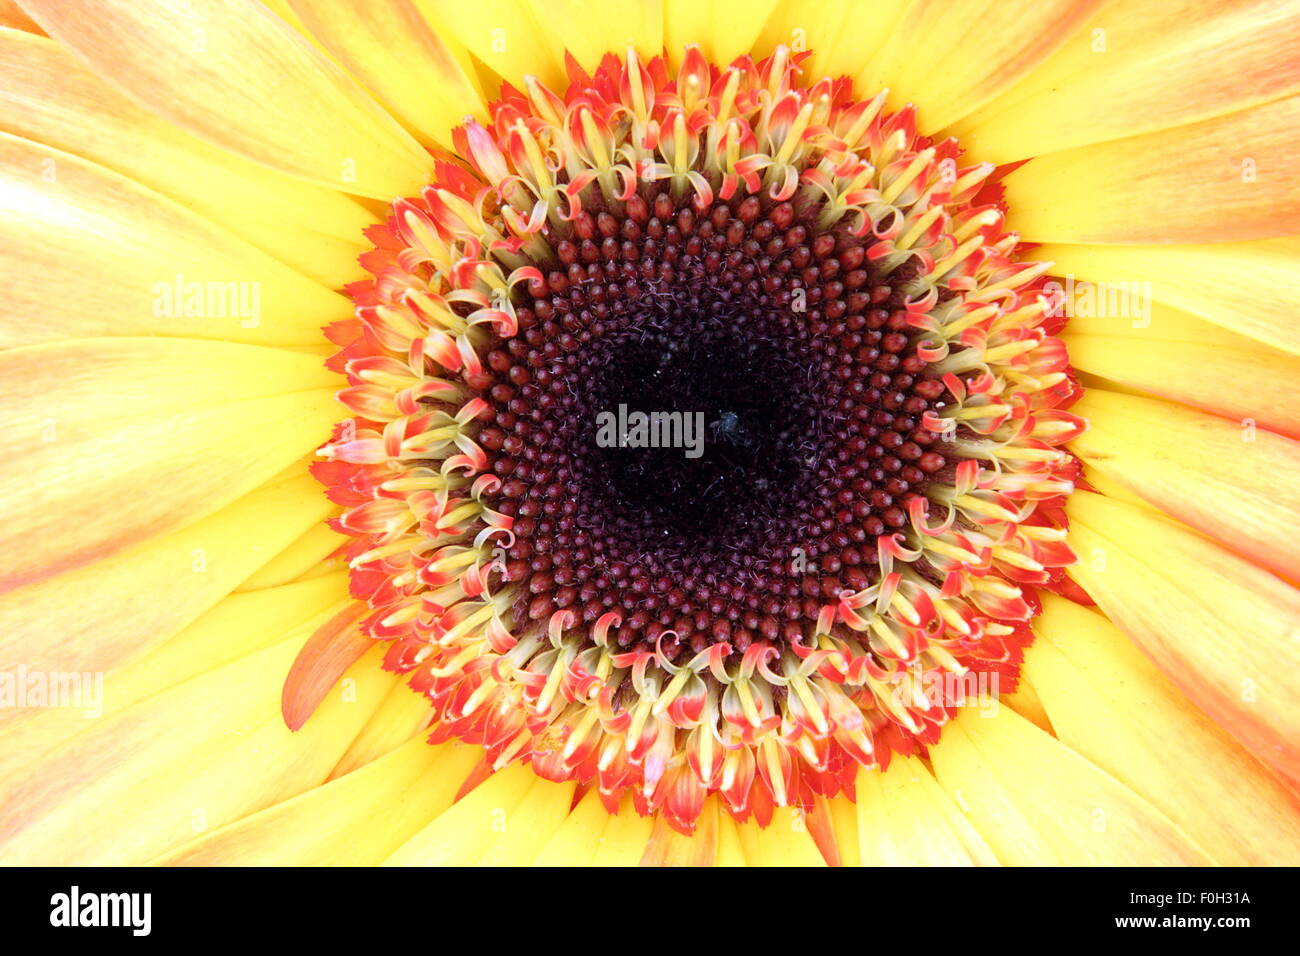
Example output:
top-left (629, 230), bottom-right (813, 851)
top-left (0, 0), bottom-right (1297, 867)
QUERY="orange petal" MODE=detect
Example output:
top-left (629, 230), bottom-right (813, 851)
top-left (22, 0), bottom-right (432, 200)
top-left (281, 602), bottom-right (373, 731)
top-left (640, 801), bottom-right (718, 866)
top-left (1067, 490), bottom-right (1300, 789)
top-left (950, 0), bottom-right (1300, 163)
top-left (1004, 95), bottom-right (1300, 243)
top-left (0, 2), bottom-right (43, 32)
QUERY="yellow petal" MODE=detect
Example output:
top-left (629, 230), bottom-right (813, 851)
top-left (0, 133), bottom-right (352, 348)
top-left (856, 0), bottom-right (1103, 132)
top-left (1071, 389), bottom-right (1300, 580)
top-left (663, 0), bottom-right (780, 69)
top-left (417, 0), bottom-right (566, 92)
top-left (734, 807), bottom-right (826, 866)
top-left (286, 0), bottom-right (487, 148)
top-left (1000, 675), bottom-right (1053, 734)
top-left (714, 805), bottom-right (747, 865)
top-left (1027, 594), bottom-right (1300, 865)
top-left (756, 0), bottom-right (909, 90)
top-left (1061, 302), bottom-right (1300, 439)
top-left (1004, 96), bottom-right (1300, 243)
top-left (327, 680), bottom-right (433, 779)
top-left (381, 762), bottom-right (535, 865)
top-left (0, 472), bottom-right (333, 680)
top-left (588, 796), bottom-right (657, 865)
top-left (0, 28), bottom-right (374, 288)
top-left (1067, 490), bottom-right (1300, 788)
top-left (524, 0), bottom-right (663, 72)
top-left (854, 757), bottom-right (999, 865)
top-left (475, 777), bottom-right (577, 865)
top-left (1037, 239), bottom-right (1300, 356)
top-left (929, 707), bottom-right (1211, 864)
top-left (155, 738), bottom-right (482, 865)
top-left (949, 0), bottom-right (1300, 163)
top-left (0, 642), bottom-right (396, 864)
top-left (530, 789), bottom-right (610, 866)
top-left (1079, 463), bottom-right (1159, 514)
top-left (0, 573), bottom-right (348, 778)
top-left (22, 0), bottom-right (432, 200)
top-left (236, 521), bottom-right (347, 592)
top-left (825, 795), bottom-right (859, 867)
top-left (0, 338), bottom-right (339, 590)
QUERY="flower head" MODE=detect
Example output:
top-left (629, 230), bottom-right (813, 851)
top-left (1, 0), bottom-right (1298, 868)
top-left (313, 45), bottom-right (1081, 832)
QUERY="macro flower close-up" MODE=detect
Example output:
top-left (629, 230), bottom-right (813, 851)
top-left (1, 0), bottom-right (1298, 872)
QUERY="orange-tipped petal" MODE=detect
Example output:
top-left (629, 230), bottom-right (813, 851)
top-left (21, 0), bottom-right (432, 199)
top-left (1061, 304), bottom-right (1300, 439)
top-left (0, 133), bottom-right (351, 348)
top-left (1067, 490), bottom-right (1300, 789)
top-left (0, 28), bottom-right (374, 288)
top-left (0, 338), bottom-right (339, 591)
top-left (951, 0), bottom-right (1300, 163)
top-left (285, 0), bottom-right (487, 148)
top-left (856, 0), bottom-right (1104, 132)
top-left (1027, 594), bottom-right (1300, 865)
top-left (156, 738), bottom-right (482, 865)
top-left (0, 473), bottom-right (333, 683)
top-left (1071, 389), bottom-right (1300, 581)
top-left (0, 642), bottom-right (396, 865)
top-left (1037, 239), bottom-right (1300, 356)
top-left (1005, 95), bottom-right (1300, 243)
top-left (930, 707), bottom-right (1212, 865)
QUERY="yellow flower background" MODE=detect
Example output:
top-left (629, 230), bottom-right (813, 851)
top-left (0, 0), bottom-right (1297, 866)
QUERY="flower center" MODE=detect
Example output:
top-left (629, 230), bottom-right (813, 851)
top-left (478, 190), bottom-right (956, 658)
top-left (311, 46), bottom-right (1084, 833)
